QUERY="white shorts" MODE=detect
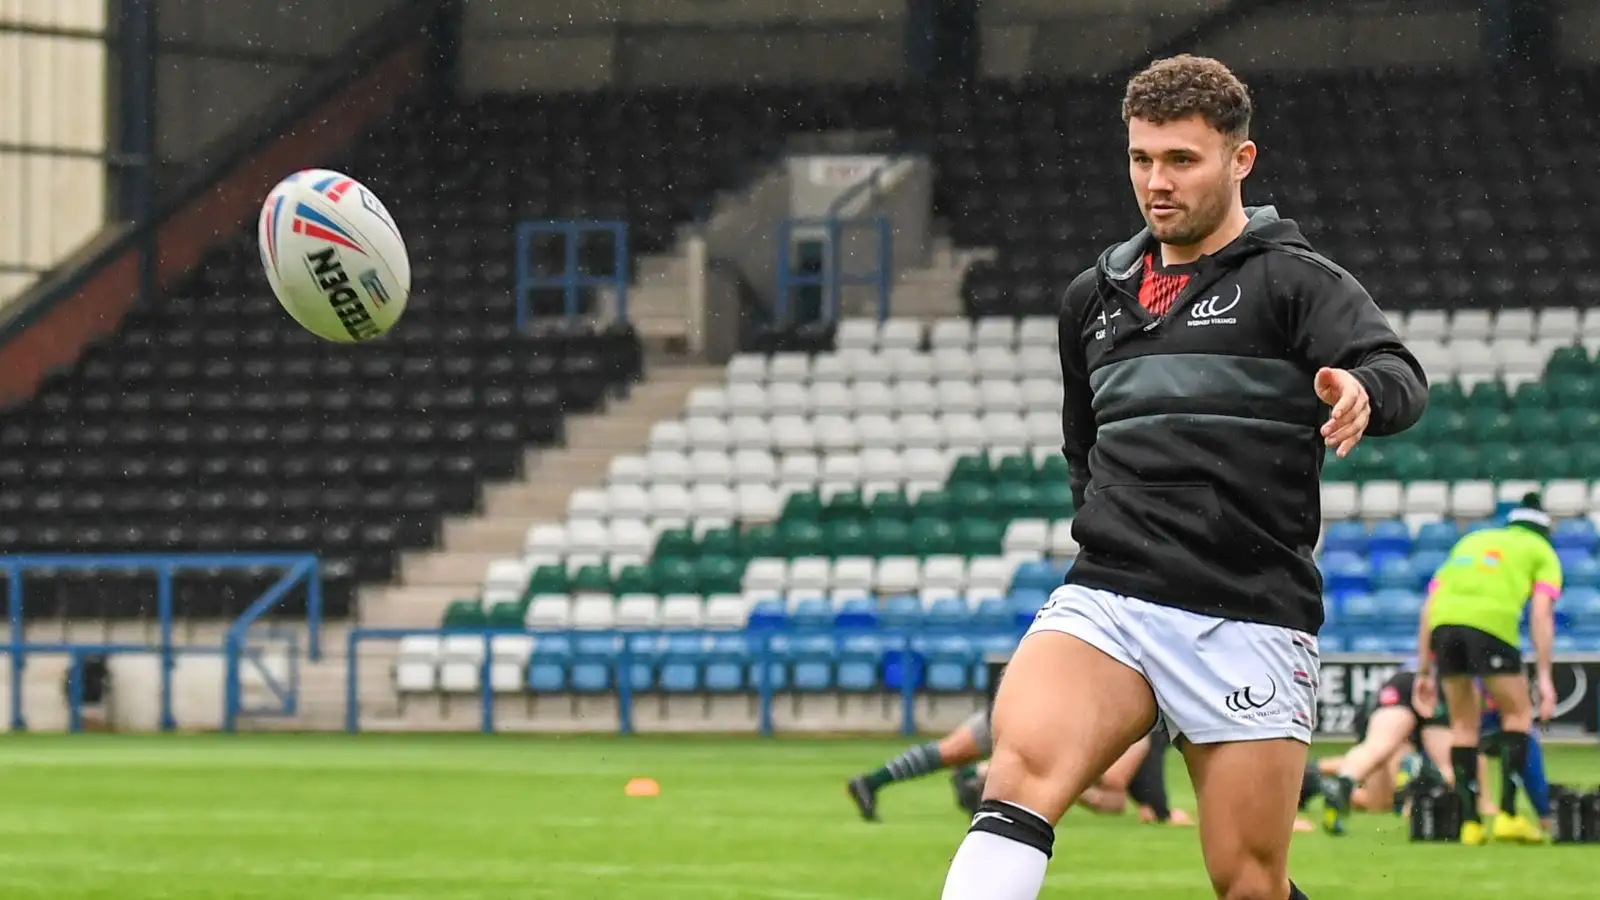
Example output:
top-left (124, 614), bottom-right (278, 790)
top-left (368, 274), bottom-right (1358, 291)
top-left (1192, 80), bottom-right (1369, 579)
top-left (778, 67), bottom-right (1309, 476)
top-left (1025, 584), bottom-right (1321, 745)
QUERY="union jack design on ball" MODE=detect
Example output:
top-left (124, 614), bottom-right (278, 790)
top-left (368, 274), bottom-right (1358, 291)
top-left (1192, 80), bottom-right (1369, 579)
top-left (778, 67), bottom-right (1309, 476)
top-left (262, 172), bottom-right (366, 270)
top-left (289, 202), bottom-right (366, 255)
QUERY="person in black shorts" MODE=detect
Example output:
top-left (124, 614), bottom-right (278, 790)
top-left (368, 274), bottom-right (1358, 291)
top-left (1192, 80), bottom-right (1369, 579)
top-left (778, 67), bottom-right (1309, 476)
top-left (1318, 668), bottom-right (1451, 834)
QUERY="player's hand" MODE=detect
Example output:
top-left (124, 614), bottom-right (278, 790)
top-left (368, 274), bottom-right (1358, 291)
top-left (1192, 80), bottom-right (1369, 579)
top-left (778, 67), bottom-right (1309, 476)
top-left (1538, 673), bottom-right (1557, 723)
top-left (1315, 367), bottom-right (1371, 458)
top-left (1412, 673), bottom-right (1437, 717)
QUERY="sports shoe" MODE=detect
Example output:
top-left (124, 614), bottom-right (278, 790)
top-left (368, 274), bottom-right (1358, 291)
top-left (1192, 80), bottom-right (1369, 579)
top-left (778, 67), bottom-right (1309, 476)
top-left (1460, 820), bottom-right (1488, 846)
top-left (847, 776), bottom-right (879, 822)
top-left (1491, 813), bottom-right (1545, 844)
top-left (1320, 776), bottom-right (1352, 836)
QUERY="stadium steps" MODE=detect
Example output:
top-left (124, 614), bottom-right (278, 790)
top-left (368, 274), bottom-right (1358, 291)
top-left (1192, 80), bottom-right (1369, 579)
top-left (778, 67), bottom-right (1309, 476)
top-left (370, 365), bottom-right (726, 619)
top-left (880, 237), bottom-right (994, 321)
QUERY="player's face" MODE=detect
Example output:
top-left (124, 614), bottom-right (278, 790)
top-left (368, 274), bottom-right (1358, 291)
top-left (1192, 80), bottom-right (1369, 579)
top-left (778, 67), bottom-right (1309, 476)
top-left (1127, 114), bottom-right (1255, 249)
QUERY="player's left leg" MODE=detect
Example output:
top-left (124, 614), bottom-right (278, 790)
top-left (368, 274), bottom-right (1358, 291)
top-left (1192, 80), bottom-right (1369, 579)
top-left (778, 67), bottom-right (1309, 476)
top-left (847, 709), bottom-right (990, 821)
top-left (1078, 734), bottom-right (1150, 813)
top-left (1131, 600), bottom-right (1320, 898)
top-left (1481, 670), bottom-right (1543, 842)
top-left (1519, 730), bottom-right (1553, 834)
top-left (1319, 705), bottom-right (1416, 834)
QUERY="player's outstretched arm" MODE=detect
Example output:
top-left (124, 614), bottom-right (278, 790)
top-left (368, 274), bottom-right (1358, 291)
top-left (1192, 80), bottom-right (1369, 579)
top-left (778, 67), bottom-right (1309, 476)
top-left (1277, 260), bottom-right (1429, 438)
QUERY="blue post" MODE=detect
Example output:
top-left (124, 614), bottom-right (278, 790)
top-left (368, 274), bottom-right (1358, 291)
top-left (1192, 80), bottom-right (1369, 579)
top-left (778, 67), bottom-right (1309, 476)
top-left (307, 559), bottom-right (324, 661)
top-left (756, 633), bottom-right (774, 737)
top-left (66, 652), bottom-right (84, 734)
top-left (876, 218), bottom-right (893, 322)
top-left (899, 633), bottom-right (917, 737)
top-left (157, 566), bottom-right (175, 732)
top-left (513, 220), bottom-right (632, 328)
top-left (562, 222), bottom-right (580, 318)
top-left (479, 631), bottom-right (495, 735)
top-left (611, 221), bottom-right (630, 323)
top-left (776, 221), bottom-right (793, 326)
top-left (221, 632), bottom-right (241, 734)
top-left (8, 563), bottom-right (22, 731)
top-left (616, 635), bottom-right (634, 736)
top-left (345, 628), bottom-right (360, 735)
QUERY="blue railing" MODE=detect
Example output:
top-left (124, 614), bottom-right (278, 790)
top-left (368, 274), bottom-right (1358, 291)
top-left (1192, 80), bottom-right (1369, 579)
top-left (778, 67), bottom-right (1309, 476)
top-left (513, 219), bottom-right (629, 328)
top-left (347, 625), bottom-right (1015, 737)
top-left (776, 216), bottom-right (892, 325)
top-left (0, 553), bottom-right (324, 732)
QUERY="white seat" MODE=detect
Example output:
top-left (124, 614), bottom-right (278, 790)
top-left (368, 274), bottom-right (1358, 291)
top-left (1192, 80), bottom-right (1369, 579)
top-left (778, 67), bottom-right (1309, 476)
top-left (1492, 340), bottom-right (1545, 381)
top-left (898, 414), bottom-right (942, 450)
top-left (394, 636), bottom-right (440, 693)
top-left (981, 380), bottom-right (1024, 415)
top-left (813, 414), bottom-right (858, 453)
top-left (489, 635), bottom-right (534, 693)
top-left (525, 594), bottom-right (573, 628)
top-left (607, 519), bottom-right (654, 558)
top-left (725, 383), bottom-right (769, 417)
top-left (606, 484), bottom-right (651, 521)
top-left (1493, 309), bottom-right (1534, 342)
top-left (1358, 481), bottom-right (1403, 520)
top-left (1447, 480), bottom-right (1495, 520)
top-left (879, 318), bottom-right (923, 351)
top-left (614, 594), bottom-right (662, 627)
top-left (874, 556), bottom-right (922, 595)
top-left (894, 381), bottom-right (939, 416)
top-left (1450, 310), bottom-right (1493, 342)
top-left (1401, 481), bottom-right (1449, 517)
top-left (684, 386), bottom-right (727, 419)
top-left (808, 352), bottom-right (852, 386)
top-left (688, 449), bottom-right (733, 485)
top-left (1544, 479), bottom-right (1589, 518)
top-left (767, 382), bottom-right (813, 417)
top-left (892, 352), bottom-right (936, 384)
top-left (819, 452), bottom-right (861, 484)
top-left (647, 484), bottom-right (694, 521)
top-left (571, 597), bottom-right (617, 629)
top-left (921, 554), bottom-right (968, 592)
top-left (607, 454), bottom-right (648, 486)
top-left (804, 382), bottom-right (849, 416)
top-left (930, 348), bottom-right (975, 382)
top-left (788, 557), bottom-right (832, 593)
top-left (1405, 310), bottom-right (1448, 342)
top-left (690, 484), bottom-right (737, 520)
top-left (1320, 482), bottom-right (1358, 519)
top-left (982, 413), bottom-right (1030, 449)
top-left (836, 318), bottom-right (879, 352)
top-left (742, 558), bottom-right (789, 593)
top-left (770, 416), bottom-right (816, 454)
top-left (859, 448), bottom-right (902, 484)
top-left (484, 558), bottom-right (533, 593)
top-left (726, 417), bottom-right (771, 452)
top-left (928, 317), bottom-right (973, 351)
top-left (778, 453), bottom-right (821, 486)
top-left (1047, 519), bottom-right (1079, 557)
top-left (649, 420), bottom-right (688, 453)
top-left (1408, 341), bottom-right (1454, 382)
top-left (736, 483), bottom-right (783, 522)
top-left (645, 452), bottom-right (691, 486)
top-left (903, 447), bottom-right (950, 482)
top-left (966, 556), bottom-right (1016, 594)
top-left (659, 594), bottom-right (705, 627)
top-left (1497, 480), bottom-right (1542, 504)
top-left (846, 352), bottom-right (892, 385)
top-left (1535, 307), bottom-right (1579, 342)
top-left (523, 523), bottom-right (567, 558)
top-left (725, 354), bottom-right (767, 384)
top-left (831, 556), bottom-right (876, 593)
top-left (853, 414), bottom-right (899, 450)
top-left (731, 450), bottom-right (777, 485)
top-left (1024, 412), bottom-right (1061, 448)
top-left (847, 381), bottom-right (894, 416)
top-left (438, 635), bottom-right (488, 693)
top-left (703, 594), bottom-right (753, 628)
top-left (1018, 347), bottom-right (1058, 381)
top-left (1003, 519), bottom-right (1050, 556)
top-left (685, 416), bottom-right (732, 451)
top-left (941, 413), bottom-right (985, 452)
top-left (767, 353), bottom-right (811, 385)
top-left (973, 346), bottom-right (1019, 381)
top-left (974, 317), bottom-right (1017, 348)
top-left (1449, 339), bottom-right (1496, 379)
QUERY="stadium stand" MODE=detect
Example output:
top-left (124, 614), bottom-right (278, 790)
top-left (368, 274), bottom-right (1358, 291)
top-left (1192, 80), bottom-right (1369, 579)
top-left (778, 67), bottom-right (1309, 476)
top-left (388, 68), bottom-right (1600, 713)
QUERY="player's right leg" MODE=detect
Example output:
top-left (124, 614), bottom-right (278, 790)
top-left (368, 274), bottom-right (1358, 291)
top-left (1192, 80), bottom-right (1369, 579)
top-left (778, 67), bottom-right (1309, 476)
top-left (1438, 674), bottom-right (1486, 844)
top-left (1480, 671), bottom-right (1542, 842)
top-left (939, 586), bottom-right (1159, 900)
top-left (847, 709), bottom-right (989, 821)
top-left (1319, 705), bottom-right (1416, 834)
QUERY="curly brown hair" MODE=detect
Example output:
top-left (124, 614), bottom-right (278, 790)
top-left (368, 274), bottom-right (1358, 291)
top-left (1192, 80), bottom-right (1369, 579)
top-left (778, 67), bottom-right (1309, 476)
top-left (1122, 55), bottom-right (1252, 145)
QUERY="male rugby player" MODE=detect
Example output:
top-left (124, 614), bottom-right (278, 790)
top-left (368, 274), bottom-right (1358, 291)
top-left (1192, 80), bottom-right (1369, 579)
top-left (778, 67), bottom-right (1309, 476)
top-left (1414, 494), bottom-right (1561, 844)
top-left (1319, 665), bottom-right (1451, 833)
top-left (939, 55), bottom-right (1427, 900)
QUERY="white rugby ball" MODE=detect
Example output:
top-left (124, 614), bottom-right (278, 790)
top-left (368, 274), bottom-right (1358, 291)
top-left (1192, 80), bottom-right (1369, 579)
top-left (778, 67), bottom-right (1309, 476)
top-left (257, 168), bottom-right (409, 343)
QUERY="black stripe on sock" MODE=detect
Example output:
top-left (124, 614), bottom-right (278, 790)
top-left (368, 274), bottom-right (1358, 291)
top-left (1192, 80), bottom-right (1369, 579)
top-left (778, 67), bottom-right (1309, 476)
top-left (969, 799), bottom-right (1055, 860)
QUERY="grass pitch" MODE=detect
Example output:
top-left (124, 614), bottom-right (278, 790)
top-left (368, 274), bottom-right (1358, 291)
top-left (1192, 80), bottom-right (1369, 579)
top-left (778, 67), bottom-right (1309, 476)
top-left (0, 734), bottom-right (1594, 898)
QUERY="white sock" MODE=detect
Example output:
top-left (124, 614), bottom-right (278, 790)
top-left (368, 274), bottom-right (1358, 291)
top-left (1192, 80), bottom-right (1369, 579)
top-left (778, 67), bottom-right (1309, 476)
top-left (940, 830), bottom-right (1050, 900)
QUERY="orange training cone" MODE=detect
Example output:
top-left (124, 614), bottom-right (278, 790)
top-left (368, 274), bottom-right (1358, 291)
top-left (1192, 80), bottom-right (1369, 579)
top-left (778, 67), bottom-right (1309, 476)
top-left (625, 777), bottom-right (660, 797)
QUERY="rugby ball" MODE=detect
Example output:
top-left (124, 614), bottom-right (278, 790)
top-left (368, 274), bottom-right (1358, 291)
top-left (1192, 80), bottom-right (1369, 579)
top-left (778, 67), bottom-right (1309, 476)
top-left (257, 168), bottom-right (409, 343)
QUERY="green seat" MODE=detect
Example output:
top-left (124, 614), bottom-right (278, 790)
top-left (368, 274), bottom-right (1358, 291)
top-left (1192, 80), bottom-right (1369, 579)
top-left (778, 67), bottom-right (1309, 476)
top-left (612, 564), bottom-right (656, 595)
top-left (1422, 410), bottom-right (1470, 443)
top-left (954, 518), bottom-right (1004, 556)
top-left (994, 481), bottom-right (1038, 519)
top-left (1572, 444), bottom-right (1600, 477)
top-left (1320, 451), bottom-right (1359, 483)
top-left (1513, 408), bottom-right (1562, 444)
top-left (948, 454), bottom-right (992, 487)
top-left (782, 490), bottom-right (824, 522)
top-left (486, 600), bottom-right (526, 629)
top-left (1428, 380), bottom-right (1467, 412)
top-left (651, 557), bottom-right (699, 594)
top-left (1479, 442), bottom-right (1530, 480)
top-left (909, 517), bottom-right (959, 555)
top-left (825, 490), bottom-right (867, 521)
top-left (741, 523), bottom-right (781, 558)
top-left (950, 483), bottom-right (996, 520)
top-left (1466, 380), bottom-right (1509, 410)
top-left (994, 454), bottom-right (1036, 486)
top-left (866, 518), bottom-right (913, 556)
top-left (868, 489), bottom-right (911, 521)
top-left (525, 564), bottom-right (569, 596)
top-left (1529, 445), bottom-right (1576, 479)
top-left (1511, 381), bottom-right (1552, 410)
top-left (1034, 483), bottom-right (1074, 520)
top-left (1560, 408), bottom-right (1600, 443)
top-left (442, 599), bottom-right (486, 628)
top-left (1431, 445), bottom-right (1482, 480)
top-left (1546, 345), bottom-right (1591, 377)
top-left (913, 489), bottom-right (952, 520)
top-left (1548, 373), bottom-right (1599, 408)
top-left (694, 555), bottom-right (743, 595)
top-left (1467, 409), bottom-right (1514, 443)
top-left (653, 527), bottom-right (696, 560)
top-left (569, 565), bottom-right (613, 594)
top-left (1036, 455), bottom-right (1070, 485)
top-left (698, 526), bottom-right (742, 561)
top-left (777, 519), bottom-right (826, 558)
top-left (1387, 443), bottom-right (1433, 482)
top-left (824, 519), bottom-right (868, 556)
top-left (1347, 443), bottom-right (1390, 480)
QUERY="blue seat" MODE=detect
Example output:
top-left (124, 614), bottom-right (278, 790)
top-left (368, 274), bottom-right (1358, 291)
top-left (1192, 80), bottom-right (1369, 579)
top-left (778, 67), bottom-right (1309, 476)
top-left (841, 634), bottom-right (887, 692)
top-left (746, 599), bottom-right (788, 630)
top-left (657, 635), bottom-right (706, 693)
top-left (526, 661), bottom-right (566, 691)
top-left (925, 597), bottom-right (971, 629)
top-left (1410, 550), bottom-right (1447, 585)
top-left (1372, 557), bottom-right (1416, 591)
top-left (1318, 633), bottom-right (1345, 653)
top-left (527, 634), bottom-right (572, 692)
top-left (1341, 591), bottom-right (1379, 623)
top-left (1322, 520), bottom-right (1368, 555)
top-left (790, 597), bottom-right (834, 630)
top-left (1367, 519), bottom-right (1413, 558)
top-left (1464, 518), bottom-right (1498, 534)
top-left (925, 636), bottom-right (975, 692)
top-left (1563, 586), bottom-right (1600, 619)
top-left (791, 635), bottom-right (836, 692)
top-left (1571, 633), bottom-right (1600, 652)
top-left (1349, 633), bottom-right (1392, 653)
top-left (970, 597), bottom-right (1011, 629)
top-left (1322, 551), bottom-right (1372, 594)
top-left (704, 634), bottom-right (749, 692)
top-left (1414, 521), bottom-right (1459, 553)
top-left (1566, 557), bottom-right (1600, 589)
top-left (1553, 518), bottom-right (1599, 554)
top-left (1010, 561), bottom-right (1064, 594)
top-left (1557, 548), bottom-right (1593, 574)
top-left (833, 596), bottom-right (878, 630)
top-left (1372, 588), bottom-right (1422, 625)
top-left (879, 594), bottom-right (924, 628)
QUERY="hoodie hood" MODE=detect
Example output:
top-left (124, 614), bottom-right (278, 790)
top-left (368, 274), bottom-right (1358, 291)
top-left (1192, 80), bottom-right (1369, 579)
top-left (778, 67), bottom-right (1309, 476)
top-left (1097, 205), bottom-right (1313, 282)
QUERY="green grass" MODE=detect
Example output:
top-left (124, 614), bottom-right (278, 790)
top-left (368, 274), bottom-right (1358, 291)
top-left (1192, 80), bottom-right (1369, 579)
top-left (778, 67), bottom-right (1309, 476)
top-left (0, 734), bottom-right (1594, 898)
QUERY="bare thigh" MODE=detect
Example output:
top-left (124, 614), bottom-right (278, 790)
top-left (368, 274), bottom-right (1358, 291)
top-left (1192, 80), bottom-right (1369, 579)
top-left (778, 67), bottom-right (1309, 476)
top-left (1481, 673), bottom-right (1533, 731)
top-left (1440, 677), bottom-right (1483, 744)
top-left (982, 630), bottom-right (1159, 823)
top-left (1183, 739), bottom-right (1308, 900)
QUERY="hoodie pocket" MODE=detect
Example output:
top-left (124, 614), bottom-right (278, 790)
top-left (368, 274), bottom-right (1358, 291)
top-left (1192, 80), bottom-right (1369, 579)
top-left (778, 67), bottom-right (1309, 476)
top-left (1074, 482), bottom-right (1232, 559)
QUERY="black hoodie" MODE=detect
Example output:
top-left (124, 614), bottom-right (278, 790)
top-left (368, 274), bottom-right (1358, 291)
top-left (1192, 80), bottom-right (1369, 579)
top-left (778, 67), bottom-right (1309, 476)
top-left (1058, 206), bottom-right (1428, 634)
